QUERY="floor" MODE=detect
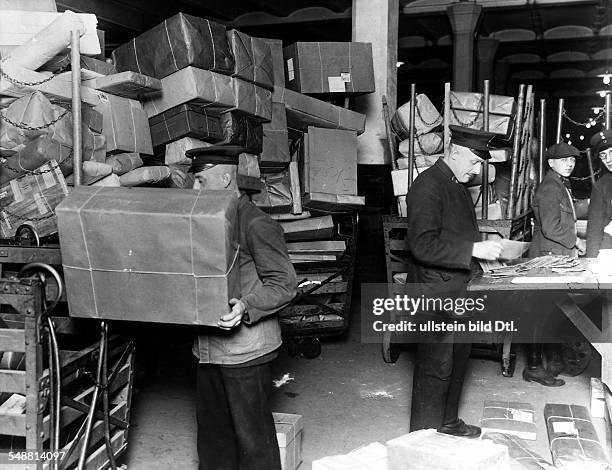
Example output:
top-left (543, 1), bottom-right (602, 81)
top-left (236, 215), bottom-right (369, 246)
top-left (121, 212), bottom-right (610, 469)
top-left (121, 312), bottom-right (606, 470)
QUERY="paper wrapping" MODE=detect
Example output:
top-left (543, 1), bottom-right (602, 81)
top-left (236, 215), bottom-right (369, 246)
top-left (92, 173), bottom-right (120, 187)
top-left (274, 86), bottom-right (366, 134)
top-left (149, 105), bottom-right (263, 153)
top-left (283, 42), bottom-right (375, 95)
top-left (450, 110), bottom-right (513, 138)
top-left (301, 127), bottom-right (358, 196)
top-left (111, 13), bottom-right (234, 79)
top-left (231, 78), bottom-right (273, 122)
top-left (398, 133), bottom-right (444, 158)
top-left (391, 94), bottom-right (443, 139)
top-left (312, 442), bottom-right (386, 470)
top-left (142, 67), bottom-right (274, 124)
top-left (0, 92), bottom-right (106, 182)
top-left (236, 153), bottom-right (262, 193)
top-left (483, 433), bottom-right (554, 470)
top-left (252, 170), bottom-right (293, 213)
top-left (450, 91), bottom-right (516, 116)
top-left (386, 429), bottom-right (509, 470)
top-left (261, 103), bottom-right (290, 170)
top-left (0, 160), bottom-right (68, 238)
top-left (303, 193), bottom-right (365, 213)
top-left (83, 71), bottom-right (162, 100)
top-left (544, 403), bottom-right (610, 470)
top-left (280, 215), bottom-right (334, 241)
top-left (165, 138), bottom-right (211, 165)
top-left (0, 10), bottom-right (99, 69)
top-left (166, 164), bottom-right (194, 189)
top-left (119, 166), bottom-right (171, 187)
top-left (481, 401), bottom-right (537, 440)
top-left (227, 30), bottom-right (273, 90)
top-left (260, 38), bottom-right (285, 87)
top-left (106, 153), bottom-right (143, 176)
top-left (92, 91), bottom-right (153, 155)
top-left (56, 187), bottom-right (241, 325)
top-left (274, 413), bottom-right (303, 470)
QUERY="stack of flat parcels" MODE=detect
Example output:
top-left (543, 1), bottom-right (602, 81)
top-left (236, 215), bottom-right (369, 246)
top-left (544, 403), bottom-right (610, 470)
top-left (149, 105), bottom-right (263, 152)
top-left (312, 442), bottom-right (387, 470)
top-left (481, 401), bottom-right (537, 440)
top-left (274, 413), bottom-right (303, 470)
top-left (386, 429), bottom-right (509, 470)
top-left (283, 42), bottom-right (375, 95)
top-left (56, 187), bottom-right (241, 326)
top-left (0, 160), bottom-right (68, 238)
top-left (450, 91), bottom-right (516, 139)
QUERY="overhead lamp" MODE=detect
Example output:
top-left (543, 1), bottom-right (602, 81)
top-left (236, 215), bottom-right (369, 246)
top-left (396, 61), bottom-right (405, 68)
top-left (586, 123), bottom-right (591, 128)
top-left (598, 70), bottom-right (612, 85)
top-left (596, 89), bottom-right (611, 98)
top-left (580, 135), bottom-right (585, 140)
top-left (565, 133), bottom-right (571, 139)
top-left (593, 107), bottom-right (603, 114)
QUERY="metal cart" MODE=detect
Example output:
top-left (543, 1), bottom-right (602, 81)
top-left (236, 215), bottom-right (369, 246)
top-left (279, 213), bottom-right (358, 359)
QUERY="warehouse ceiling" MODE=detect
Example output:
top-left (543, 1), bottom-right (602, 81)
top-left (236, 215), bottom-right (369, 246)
top-left (56, 0), bottom-right (611, 146)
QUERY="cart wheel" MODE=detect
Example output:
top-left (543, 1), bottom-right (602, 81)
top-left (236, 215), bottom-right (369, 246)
top-left (561, 341), bottom-right (592, 377)
top-left (382, 342), bottom-right (401, 363)
top-left (297, 338), bottom-right (321, 359)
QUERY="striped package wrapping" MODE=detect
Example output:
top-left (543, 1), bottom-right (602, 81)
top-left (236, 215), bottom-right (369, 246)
top-left (544, 403), bottom-right (610, 470)
top-left (56, 187), bottom-right (241, 325)
top-left (111, 13), bottom-right (234, 79)
top-left (481, 401), bottom-right (537, 440)
top-left (0, 160), bottom-right (69, 238)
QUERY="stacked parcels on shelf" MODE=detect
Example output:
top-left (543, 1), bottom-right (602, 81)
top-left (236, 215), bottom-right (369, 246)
top-left (544, 404), bottom-right (610, 470)
top-left (57, 187), bottom-right (241, 325)
top-left (450, 91), bottom-right (516, 142)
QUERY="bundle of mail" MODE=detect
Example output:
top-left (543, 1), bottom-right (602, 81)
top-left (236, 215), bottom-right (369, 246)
top-left (481, 255), bottom-right (583, 278)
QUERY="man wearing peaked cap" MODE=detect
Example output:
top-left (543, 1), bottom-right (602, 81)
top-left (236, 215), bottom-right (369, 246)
top-left (185, 144), bottom-right (297, 470)
top-left (406, 125), bottom-right (503, 438)
top-left (525, 141), bottom-right (582, 387)
top-left (587, 130), bottom-right (612, 257)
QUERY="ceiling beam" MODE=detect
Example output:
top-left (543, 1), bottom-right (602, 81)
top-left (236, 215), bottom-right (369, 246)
top-left (403, 0), bottom-right (599, 15)
top-left (230, 6), bottom-right (351, 28)
top-left (56, 0), bottom-right (163, 32)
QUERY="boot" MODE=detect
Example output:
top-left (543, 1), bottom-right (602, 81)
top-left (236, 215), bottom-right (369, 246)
top-left (523, 343), bottom-right (565, 387)
top-left (439, 419), bottom-right (481, 438)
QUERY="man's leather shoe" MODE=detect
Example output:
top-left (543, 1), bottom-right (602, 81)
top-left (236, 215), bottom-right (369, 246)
top-left (438, 419), bottom-right (481, 438)
top-left (523, 366), bottom-right (565, 387)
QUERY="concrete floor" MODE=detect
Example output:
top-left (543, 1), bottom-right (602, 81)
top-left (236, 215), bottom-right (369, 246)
top-left (121, 317), bottom-right (606, 470)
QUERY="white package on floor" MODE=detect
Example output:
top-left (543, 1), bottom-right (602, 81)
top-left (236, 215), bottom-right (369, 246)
top-left (312, 442), bottom-right (387, 470)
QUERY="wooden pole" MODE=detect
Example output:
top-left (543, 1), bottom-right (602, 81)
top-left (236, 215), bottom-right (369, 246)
top-left (71, 29), bottom-right (82, 187)
top-left (539, 98), bottom-right (546, 184)
top-left (507, 84), bottom-right (526, 219)
top-left (408, 84), bottom-right (416, 191)
top-left (382, 95), bottom-right (397, 170)
top-left (482, 80), bottom-right (490, 219)
top-left (444, 83), bottom-right (451, 158)
top-left (556, 98), bottom-right (564, 144)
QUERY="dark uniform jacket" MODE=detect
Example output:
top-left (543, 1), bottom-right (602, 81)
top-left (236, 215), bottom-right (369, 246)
top-left (529, 170), bottom-right (577, 257)
top-left (586, 171), bottom-right (612, 257)
top-left (194, 195), bottom-right (297, 365)
top-left (406, 159), bottom-right (481, 299)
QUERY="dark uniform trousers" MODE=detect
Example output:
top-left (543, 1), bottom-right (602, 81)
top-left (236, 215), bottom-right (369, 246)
top-left (409, 332), bottom-right (471, 431)
top-left (405, 159), bottom-right (480, 432)
top-left (196, 363), bottom-right (281, 470)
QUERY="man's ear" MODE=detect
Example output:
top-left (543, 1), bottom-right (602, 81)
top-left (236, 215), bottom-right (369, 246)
top-left (222, 172), bottom-right (232, 188)
top-left (547, 159), bottom-right (553, 169)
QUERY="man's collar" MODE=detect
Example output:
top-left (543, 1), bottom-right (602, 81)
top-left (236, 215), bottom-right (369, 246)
top-left (434, 158), bottom-right (459, 183)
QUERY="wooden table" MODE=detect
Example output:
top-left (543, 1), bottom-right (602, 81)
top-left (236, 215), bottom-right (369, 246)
top-left (468, 258), bottom-right (612, 388)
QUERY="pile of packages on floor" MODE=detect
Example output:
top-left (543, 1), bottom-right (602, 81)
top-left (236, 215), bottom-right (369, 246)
top-left (312, 392), bottom-right (611, 470)
top-left (390, 91), bottom-right (517, 220)
top-left (0, 4), bottom-right (373, 246)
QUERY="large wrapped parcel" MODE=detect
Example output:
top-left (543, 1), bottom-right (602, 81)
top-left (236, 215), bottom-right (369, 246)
top-left (57, 187), bottom-right (241, 326)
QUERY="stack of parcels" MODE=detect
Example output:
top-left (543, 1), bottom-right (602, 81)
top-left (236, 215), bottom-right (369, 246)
top-left (390, 92), bottom-right (508, 219)
top-left (544, 404), bottom-right (610, 470)
top-left (481, 401), bottom-right (537, 440)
